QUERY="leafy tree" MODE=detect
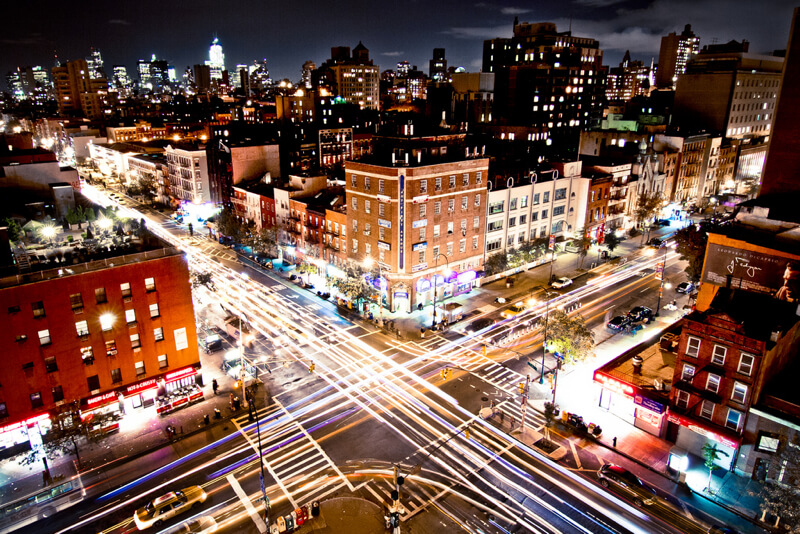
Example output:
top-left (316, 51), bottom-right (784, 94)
top-left (759, 435), bottom-right (800, 531)
top-left (136, 174), bottom-right (157, 204)
top-left (604, 231), bottom-right (621, 253)
top-left (484, 251), bottom-right (509, 275)
top-left (1, 217), bottom-right (22, 242)
top-left (215, 206), bottom-right (245, 241)
top-left (540, 309), bottom-right (595, 366)
top-left (634, 191), bottom-right (663, 244)
top-left (571, 228), bottom-right (591, 269)
top-left (702, 442), bottom-right (730, 493)
top-left (192, 271), bottom-right (215, 290)
top-left (331, 263), bottom-right (377, 310)
top-left (674, 223), bottom-right (713, 282)
top-left (247, 227), bottom-right (279, 258)
top-left (543, 401), bottom-right (558, 445)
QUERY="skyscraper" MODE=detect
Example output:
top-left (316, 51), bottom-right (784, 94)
top-left (207, 37), bottom-right (225, 81)
top-left (429, 48), bottom-right (447, 83)
top-left (655, 24), bottom-right (700, 89)
top-left (86, 47), bottom-right (105, 79)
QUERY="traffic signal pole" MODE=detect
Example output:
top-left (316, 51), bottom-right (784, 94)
top-left (519, 374), bottom-right (530, 433)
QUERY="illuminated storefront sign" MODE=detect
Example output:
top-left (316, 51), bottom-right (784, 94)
top-left (86, 391), bottom-right (118, 407)
top-left (593, 371), bottom-right (635, 397)
top-left (378, 241), bottom-right (391, 251)
top-left (412, 263), bottom-right (428, 273)
top-left (412, 242), bottom-right (427, 251)
top-left (634, 395), bottom-right (665, 414)
top-left (126, 378), bottom-right (158, 395)
top-left (411, 219), bottom-right (426, 228)
top-left (398, 175), bottom-right (405, 270)
top-left (379, 219), bottom-right (392, 228)
top-left (165, 367), bottom-right (196, 383)
top-left (0, 413), bottom-right (49, 435)
top-left (412, 195), bottom-right (428, 204)
top-left (457, 270), bottom-right (477, 284)
top-left (377, 194), bottom-right (392, 203)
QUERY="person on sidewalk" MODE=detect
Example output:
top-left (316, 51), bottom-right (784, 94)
top-left (212, 379), bottom-right (219, 395)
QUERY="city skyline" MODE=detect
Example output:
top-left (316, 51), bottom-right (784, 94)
top-left (2, 0), bottom-right (795, 89)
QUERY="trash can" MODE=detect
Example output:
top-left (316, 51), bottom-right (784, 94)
top-left (311, 501), bottom-right (320, 517)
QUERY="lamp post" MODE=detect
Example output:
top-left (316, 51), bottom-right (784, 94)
top-left (655, 244), bottom-right (670, 317)
top-left (431, 252), bottom-right (450, 330)
top-left (364, 257), bottom-right (385, 325)
top-left (540, 290), bottom-right (557, 384)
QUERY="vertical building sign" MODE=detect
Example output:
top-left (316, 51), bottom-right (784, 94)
top-left (399, 174), bottom-right (405, 270)
top-left (174, 327), bottom-right (188, 351)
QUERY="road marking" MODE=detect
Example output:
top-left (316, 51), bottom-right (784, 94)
top-left (227, 473), bottom-right (267, 533)
top-left (569, 440), bottom-right (582, 468)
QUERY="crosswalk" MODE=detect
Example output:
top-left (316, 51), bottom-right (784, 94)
top-left (358, 474), bottom-right (442, 519)
top-left (232, 401), bottom-right (353, 510)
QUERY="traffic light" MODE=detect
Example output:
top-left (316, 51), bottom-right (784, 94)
top-left (309, 363), bottom-right (315, 373)
top-left (234, 380), bottom-right (242, 389)
top-left (518, 382), bottom-right (525, 395)
top-left (389, 512), bottom-right (400, 528)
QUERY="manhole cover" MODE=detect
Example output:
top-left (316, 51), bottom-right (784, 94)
top-left (481, 397), bottom-right (489, 402)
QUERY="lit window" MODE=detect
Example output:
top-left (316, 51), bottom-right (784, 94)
top-left (149, 303), bottom-right (160, 318)
top-left (711, 344), bottom-right (727, 365)
top-left (681, 364), bottom-right (695, 382)
top-left (135, 360), bottom-right (146, 376)
top-left (70, 293), bottom-right (84, 312)
top-left (726, 408), bottom-right (742, 430)
top-left (154, 327), bottom-right (164, 341)
top-left (145, 278), bottom-right (156, 292)
top-left (76, 320), bottom-right (89, 337)
top-left (38, 329), bottom-right (51, 346)
top-left (158, 354), bottom-right (168, 369)
top-left (130, 333), bottom-right (141, 349)
top-left (706, 374), bottom-right (720, 393)
top-left (81, 346), bottom-right (94, 365)
top-left (125, 309), bottom-right (136, 324)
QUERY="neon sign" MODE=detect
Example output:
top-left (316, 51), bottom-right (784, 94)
top-left (127, 378), bottom-right (158, 395)
top-left (165, 367), bottom-right (195, 382)
top-left (86, 391), bottom-right (117, 407)
top-left (594, 371), bottom-right (635, 397)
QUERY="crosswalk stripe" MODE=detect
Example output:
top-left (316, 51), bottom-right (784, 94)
top-left (227, 473), bottom-right (267, 533)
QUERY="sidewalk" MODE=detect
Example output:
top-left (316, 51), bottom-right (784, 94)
top-left (0, 351), bottom-right (241, 507)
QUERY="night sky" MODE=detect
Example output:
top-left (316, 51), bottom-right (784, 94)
top-left (2, 0), bottom-right (796, 88)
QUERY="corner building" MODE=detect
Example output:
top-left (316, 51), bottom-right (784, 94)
top-left (0, 247), bottom-right (200, 455)
top-left (346, 138), bottom-right (488, 313)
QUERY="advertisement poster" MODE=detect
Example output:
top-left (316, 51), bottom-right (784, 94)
top-left (702, 244), bottom-right (800, 302)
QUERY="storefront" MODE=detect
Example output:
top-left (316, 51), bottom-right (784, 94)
top-left (156, 366), bottom-right (205, 416)
top-left (124, 377), bottom-right (159, 412)
top-left (594, 371), bottom-right (668, 437)
top-left (667, 412), bottom-right (740, 470)
top-left (0, 413), bottom-right (50, 460)
top-left (81, 391), bottom-right (122, 438)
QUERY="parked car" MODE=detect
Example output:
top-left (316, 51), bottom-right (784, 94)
top-left (551, 277), bottom-right (573, 289)
top-left (134, 486), bottom-right (207, 530)
top-left (627, 306), bottom-right (653, 322)
top-left (466, 317), bottom-right (496, 334)
top-left (648, 238), bottom-right (663, 248)
top-left (202, 334), bottom-right (223, 354)
top-left (606, 315), bottom-right (632, 333)
top-left (597, 464), bottom-right (657, 507)
top-left (676, 281), bottom-right (696, 294)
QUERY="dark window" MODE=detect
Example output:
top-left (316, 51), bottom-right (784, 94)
top-left (111, 368), bottom-right (122, 383)
top-left (0, 403), bottom-right (7, 418)
top-left (15, 334), bottom-right (27, 342)
top-left (87, 375), bottom-right (100, 391)
top-left (32, 301), bottom-right (45, 318)
top-left (52, 386), bottom-right (64, 403)
top-left (22, 362), bottom-right (34, 370)
top-left (30, 392), bottom-right (43, 409)
top-left (95, 287), bottom-right (107, 304)
top-left (8, 305), bottom-right (20, 314)
top-left (70, 293), bottom-right (84, 312)
top-left (45, 357), bottom-right (58, 373)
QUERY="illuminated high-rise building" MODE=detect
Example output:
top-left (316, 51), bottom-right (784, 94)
top-left (655, 24), bottom-right (700, 89)
top-left (138, 58), bottom-right (153, 89)
top-left (301, 60), bottom-right (316, 89)
top-left (429, 48), bottom-right (447, 83)
top-left (86, 47), bottom-right (105, 79)
top-left (52, 59), bottom-right (109, 118)
top-left (206, 37), bottom-right (225, 81)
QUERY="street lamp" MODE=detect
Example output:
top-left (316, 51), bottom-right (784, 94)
top-left (431, 252), bottom-right (450, 330)
top-left (363, 257), bottom-right (385, 325)
top-left (540, 290), bottom-right (557, 384)
top-left (654, 244), bottom-right (672, 317)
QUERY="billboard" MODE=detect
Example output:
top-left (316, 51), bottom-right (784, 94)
top-left (702, 244), bottom-right (800, 302)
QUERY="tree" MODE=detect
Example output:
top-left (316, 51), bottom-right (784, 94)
top-left (571, 228), bottom-right (591, 269)
top-left (1, 217), bottom-right (22, 242)
top-left (759, 435), bottom-right (800, 531)
top-left (137, 174), bottom-right (157, 205)
top-left (674, 223), bottom-right (713, 282)
top-left (215, 206), bottom-right (244, 241)
top-left (21, 402), bottom-right (84, 477)
top-left (702, 442), bottom-right (730, 493)
top-left (540, 309), bottom-right (595, 366)
top-left (634, 191), bottom-right (662, 244)
top-left (543, 401), bottom-right (558, 446)
top-left (484, 251), bottom-right (509, 275)
top-left (331, 263), bottom-right (377, 310)
top-left (604, 231), bottom-right (621, 253)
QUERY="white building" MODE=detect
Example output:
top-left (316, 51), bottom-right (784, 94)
top-left (207, 38), bottom-right (225, 81)
top-left (165, 142), bottom-right (210, 204)
top-left (485, 161), bottom-right (590, 257)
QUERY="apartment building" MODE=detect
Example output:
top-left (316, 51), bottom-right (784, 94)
top-left (345, 136), bottom-right (488, 313)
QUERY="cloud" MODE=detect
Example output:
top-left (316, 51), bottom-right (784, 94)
top-left (501, 7), bottom-right (530, 15)
top-left (573, 0), bottom-right (627, 6)
top-left (109, 19), bottom-right (130, 25)
top-left (475, 3), bottom-right (529, 15)
top-left (444, 24), bottom-right (513, 40)
top-left (381, 51), bottom-right (404, 57)
top-left (0, 34), bottom-right (48, 46)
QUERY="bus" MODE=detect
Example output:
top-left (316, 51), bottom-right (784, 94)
top-left (0, 475), bottom-right (85, 533)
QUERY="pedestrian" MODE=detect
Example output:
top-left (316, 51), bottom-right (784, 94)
top-left (612, 436), bottom-right (617, 448)
top-left (229, 392), bottom-right (235, 410)
top-left (212, 379), bottom-right (219, 395)
top-left (500, 411), bottom-right (505, 423)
